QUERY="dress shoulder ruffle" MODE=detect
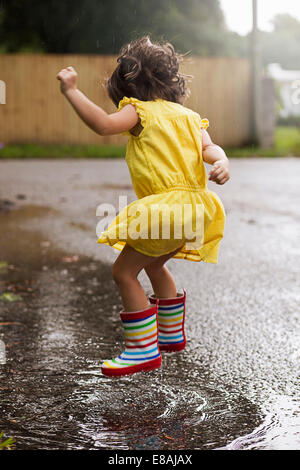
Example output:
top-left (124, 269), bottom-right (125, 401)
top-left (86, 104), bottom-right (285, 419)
top-left (118, 97), bottom-right (148, 135)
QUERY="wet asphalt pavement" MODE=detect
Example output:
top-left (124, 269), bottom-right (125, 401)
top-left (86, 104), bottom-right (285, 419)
top-left (0, 158), bottom-right (299, 450)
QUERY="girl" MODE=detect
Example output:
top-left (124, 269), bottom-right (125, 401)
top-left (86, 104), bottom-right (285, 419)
top-left (57, 36), bottom-right (230, 377)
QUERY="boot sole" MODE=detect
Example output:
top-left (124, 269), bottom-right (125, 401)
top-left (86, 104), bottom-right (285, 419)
top-left (159, 341), bottom-right (186, 352)
top-left (101, 356), bottom-right (162, 377)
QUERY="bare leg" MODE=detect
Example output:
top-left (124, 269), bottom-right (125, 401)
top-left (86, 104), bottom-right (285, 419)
top-left (112, 244), bottom-right (182, 312)
top-left (144, 246), bottom-right (183, 298)
top-left (145, 264), bottom-right (177, 299)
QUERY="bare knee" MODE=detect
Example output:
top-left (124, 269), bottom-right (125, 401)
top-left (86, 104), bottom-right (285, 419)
top-left (144, 263), bottom-right (166, 281)
top-left (112, 262), bottom-right (135, 287)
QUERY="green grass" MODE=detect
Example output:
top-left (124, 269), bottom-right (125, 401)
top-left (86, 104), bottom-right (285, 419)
top-left (275, 126), bottom-right (300, 151)
top-left (0, 126), bottom-right (300, 159)
top-left (226, 126), bottom-right (300, 158)
top-left (0, 144), bottom-right (126, 159)
top-left (0, 432), bottom-right (15, 450)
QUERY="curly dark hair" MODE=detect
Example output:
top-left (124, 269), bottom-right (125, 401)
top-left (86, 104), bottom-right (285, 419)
top-left (107, 36), bottom-right (191, 107)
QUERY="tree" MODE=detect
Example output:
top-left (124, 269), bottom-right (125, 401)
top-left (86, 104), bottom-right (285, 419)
top-left (0, 0), bottom-right (233, 55)
top-left (260, 14), bottom-right (300, 70)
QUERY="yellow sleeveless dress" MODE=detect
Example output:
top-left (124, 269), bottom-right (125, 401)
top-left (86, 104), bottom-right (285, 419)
top-left (97, 97), bottom-right (226, 263)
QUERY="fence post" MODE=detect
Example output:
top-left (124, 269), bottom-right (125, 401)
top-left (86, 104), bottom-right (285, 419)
top-left (251, 0), bottom-right (262, 146)
top-left (0, 80), bottom-right (6, 104)
top-left (260, 77), bottom-right (276, 148)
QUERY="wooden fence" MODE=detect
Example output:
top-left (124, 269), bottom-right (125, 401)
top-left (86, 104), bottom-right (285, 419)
top-left (0, 54), bottom-right (252, 147)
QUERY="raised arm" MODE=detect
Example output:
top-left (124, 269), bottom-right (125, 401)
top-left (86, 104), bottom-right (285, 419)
top-left (201, 128), bottom-right (230, 185)
top-left (56, 66), bottom-right (139, 136)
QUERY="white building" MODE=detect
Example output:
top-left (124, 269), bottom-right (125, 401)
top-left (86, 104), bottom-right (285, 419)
top-left (267, 63), bottom-right (300, 118)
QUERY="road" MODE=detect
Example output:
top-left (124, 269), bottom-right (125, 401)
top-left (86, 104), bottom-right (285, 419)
top-left (0, 157), bottom-right (299, 450)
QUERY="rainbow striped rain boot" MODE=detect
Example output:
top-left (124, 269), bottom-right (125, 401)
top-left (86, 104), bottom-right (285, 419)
top-left (149, 290), bottom-right (186, 352)
top-left (101, 302), bottom-right (162, 377)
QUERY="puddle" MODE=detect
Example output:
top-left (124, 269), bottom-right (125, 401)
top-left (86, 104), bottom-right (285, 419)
top-left (0, 159), bottom-right (299, 450)
top-left (0, 203), bottom-right (59, 223)
top-left (0, 204), bottom-right (298, 450)
top-left (0, 218), bottom-right (262, 449)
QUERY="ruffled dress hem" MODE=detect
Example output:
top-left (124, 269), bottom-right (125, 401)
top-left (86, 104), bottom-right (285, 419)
top-left (97, 237), bottom-right (221, 264)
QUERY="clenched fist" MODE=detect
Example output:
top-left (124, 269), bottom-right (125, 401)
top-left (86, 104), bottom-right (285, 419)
top-left (56, 66), bottom-right (78, 94)
top-left (208, 159), bottom-right (230, 185)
